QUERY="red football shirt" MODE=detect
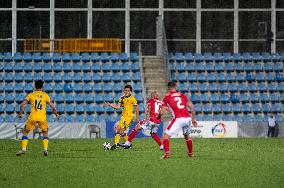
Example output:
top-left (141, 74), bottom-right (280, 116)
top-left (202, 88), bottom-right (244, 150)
top-left (162, 91), bottom-right (190, 118)
top-left (147, 98), bottom-right (163, 124)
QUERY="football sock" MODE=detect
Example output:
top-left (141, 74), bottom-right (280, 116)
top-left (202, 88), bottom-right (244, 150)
top-left (163, 138), bottom-right (170, 153)
top-left (151, 133), bottom-right (162, 146)
top-left (21, 136), bottom-right (29, 151)
top-left (43, 137), bottom-right (49, 151)
top-left (128, 129), bottom-right (137, 142)
top-left (186, 138), bottom-right (193, 155)
top-left (123, 135), bottom-right (128, 142)
top-left (114, 134), bottom-right (120, 144)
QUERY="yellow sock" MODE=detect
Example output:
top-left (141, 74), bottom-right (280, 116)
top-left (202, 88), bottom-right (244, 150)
top-left (114, 134), bottom-right (120, 144)
top-left (21, 136), bottom-right (29, 150)
top-left (123, 135), bottom-right (128, 142)
top-left (43, 137), bottom-right (49, 150)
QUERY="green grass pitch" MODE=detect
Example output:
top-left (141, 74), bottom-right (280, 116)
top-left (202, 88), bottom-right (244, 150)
top-left (0, 138), bottom-right (283, 188)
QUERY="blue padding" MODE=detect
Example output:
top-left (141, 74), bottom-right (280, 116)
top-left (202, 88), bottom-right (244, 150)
top-left (22, 136), bottom-right (28, 140)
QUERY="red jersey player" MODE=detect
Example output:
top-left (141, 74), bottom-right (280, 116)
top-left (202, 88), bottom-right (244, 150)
top-left (121, 91), bottom-right (164, 150)
top-left (157, 81), bottom-right (197, 159)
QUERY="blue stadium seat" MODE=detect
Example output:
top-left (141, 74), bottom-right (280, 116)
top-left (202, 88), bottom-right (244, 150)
top-left (14, 62), bottom-right (23, 72)
top-left (254, 63), bottom-right (263, 72)
top-left (64, 83), bottom-right (73, 93)
top-left (223, 114), bottom-right (234, 121)
top-left (33, 62), bottom-right (42, 72)
top-left (230, 94), bottom-right (239, 102)
top-left (266, 72), bottom-right (275, 82)
top-left (210, 94), bottom-right (219, 103)
top-left (259, 93), bottom-right (269, 102)
top-left (263, 62), bottom-right (273, 72)
top-left (113, 82), bottom-right (123, 92)
top-left (275, 73), bottom-right (284, 82)
top-left (81, 53), bottom-right (90, 62)
top-left (179, 83), bottom-right (188, 92)
top-left (86, 104), bottom-right (95, 114)
top-left (235, 62), bottom-right (243, 72)
top-left (276, 115), bottom-right (283, 122)
top-left (133, 83), bottom-right (142, 92)
top-left (4, 52), bottom-right (12, 61)
top-left (135, 94), bottom-right (144, 102)
top-left (85, 94), bottom-right (94, 103)
top-left (204, 52), bottom-right (213, 62)
top-left (104, 93), bottom-right (114, 102)
top-left (242, 104), bottom-right (251, 113)
top-left (102, 73), bottom-right (111, 82)
top-left (214, 63), bottom-right (224, 72)
top-left (255, 72), bottom-right (266, 82)
top-left (187, 63), bottom-right (195, 72)
top-left (168, 53), bottom-right (174, 62)
top-left (242, 52), bottom-right (251, 62)
top-left (271, 53), bottom-right (280, 62)
top-left (4, 73), bottom-right (13, 82)
top-left (63, 62), bottom-right (72, 72)
top-left (73, 73), bottom-right (82, 82)
top-left (244, 62), bottom-right (253, 71)
top-left (279, 83), bottom-right (284, 92)
top-left (92, 73), bottom-right (101, 82)
top-left (262, 103), bottom-right (270, 113)
top-left (228, 83), bottom-right (238, 92)
top-left (94, 94), bottom-right (104, 103)
top-left (131, 63), bottom-right (140, 72)
top-left (138, 103), bottom-right (145, 113)
top-left (216, 73), bottom-right (226, 82)
top-left (76, 115), bottom-right (85, 122)
top-left (132, 72), bottom-right (141, 82)
top-left (199, 83), bottom-right (208, 92)
top-left (257, 83), bottom-right (267, 92)
top-left (208, 83), bottom-right (218, 92)
top-left (71, 53), bottom-right (80, 62)
top-left (205, 63), bottom-right (215, 72)
top-left (6, 104), bottom-right (14, 113)
top-left (195, 62), bottom-right (205, 72)
top-left (5, 94), bottom-right (14, 103)
top-left (95, 114), bottom-right (104, 122)
top-left (190, 94), bottom-right (199, 103)
top-left (111, 62), bottom-right (120, 72)
top-left (66, 115), bottom-right (75, 122)
top-left (63, 73), bottom-right (72, 82)
top-left (170, 74), bottom-right (176, 81)
top-left (74, 83), bottom-right (83, 92)
top-left (120, 52), bottom-right (128, 62)
top-left (252, 103), bottom-right (261, 113)
top-left (207, 73), bottom-right (216, 82)
top-left (194, 53), bottom-right (204, 62)
top-left (24, 74), bottom-right (33, 82)
top-left (250, 93), bottom-right (259, 103)
top-left (6, 115), bottom-right (15, 122)
top-left (56, 104), bottom-right (65, 113)
top-left (5, 83), bottom-right (14, 93)
top-left (42, 53), bottom-right (51, 62)
top-left (239, 93), bottom-right (249, 102)
top-left (223, 52), bottom-right (232, 62)
top-left (44, 83), bottom-right (53, 93)
top-left (0, 103), bottom-right (4, 113)
top-left (200, 93), bottom-right (210, 103)
top-left (111, 53), bottom-right (119, 61)
top-left (66, 105), bottom-right (75, 113)
top-left (55, 94), bottom-right (64, 103)
top-left (271, 103), bottom-right (282, 113)
top-left (246, 72), bottom-right (255, 81)
top-left (95, 105), bottom-right (105, 113)
top-left (248, 83), bottom-right (258, 92)
top-left (280, 93), bottom-right (284, 102)
top-left (34, 73), bottom-right (42, 80)
top-left (94, 83), bottom-right (103, 92)
top-left (82, 63), bottom-right (91, 72)
top-left (87, 115), bottom-right (95, 122)
top-left (4, 62), bottom-right (13, 72)
top-left (102, 63), bottom-right (111, 72)
top-left (52, 53), bottom-right (61, 62)
top-left (43, 63), bottom-right (52, 72)
top-left (197, 73), bottom-right (207, 82)
top-left (261, 52), bottom-right (271, 62)
top-left (101, 52), bottom-right (110, 62)
top-left (194, 104), bottom-right (202, 113)
top-left (187, 73), bottom-right (196, 82)
top-left (175, 52), bottom-right (184, 62)
top-left (184, 52), bottom-right (193, 62)
top-left (212, 104), bottom-right (221, 113)
top-left (202, 104), bottom-right (211, 113)
top-left (112, 73), bottom-right (121, 82)
top-left (103, 83), bottom-right (113, 92)
top-left (33, 52), bottom-right (42, 62)
top-left (189, 83), bottom-right (199, 93)
top-left (220, 94), bottom-right (229, 103)
top-left (73, 62), bottom-right (81, 72)
top-left (121, 62), bottom-right (130, 72)
top-left (75, 105), bottom-right (85, 113)
top-left (65, 94), bottom-right (74, 103)
top-left (218, 83), bottom-right (228, 92)
top-left (252, 52), bottom-right (262, 62)
top-left (177, 73), bottom-right (187, 82)
top-left (53, 62), bottom-right (62, 72)
top-left (274, 62), bottom-right (283, 72)
top-left (14, 83), bottom-right (24, 92)
top-left (83, 83), bottom-right (93, 93)
top-left (121, 73), bottom-right (131, 82)
top-left (53, 73), bottom-right (62, 82)
top-left (130, 52), bottom-right (139, 62)
top-left (214, 53), bottom-right (223, 62)
top-left (267, 83), bottom-right (278, 92)
top-left (269, 93), bottom-right (279, 102)
top-left (232, 104), bottom-right (241, 113)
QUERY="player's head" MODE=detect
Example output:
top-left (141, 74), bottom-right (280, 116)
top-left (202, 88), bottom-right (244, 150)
top-left (35, 80), bottom-right (44, 90)
top-left (124, 84), bottom-right (132, 96)
top-left (151, 91), bottom-right (159, 99)
top-left (167, 81), bottom-right (177, 91)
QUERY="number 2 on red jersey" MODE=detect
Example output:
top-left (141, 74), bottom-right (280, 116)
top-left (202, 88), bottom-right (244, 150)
top-left (174, 97), bottom-right (185, 109)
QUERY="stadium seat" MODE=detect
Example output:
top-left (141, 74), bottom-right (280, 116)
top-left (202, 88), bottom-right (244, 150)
top-left (179, 83), bottom-right (188, 92)
top-left (64, 83), bottom-right (73, 93)
top-left (188, 73), bottom-right (196, 82)
top-left (262, 103), bottom-right (271, 113)
top-left (42, 53), bottom-right (51, 62)
top-left (242, 52), bottom-right (251, 62)
top-left (210, 94), bottom-right (219, 103)
top-left (133, 83), bottom-right (142, 92)
top-left (266, 72), bottom-right (275, 82)
top-left (190, 94), bottom-right (199, 103)
top-left (102, 73), bottom-right (111, 82)
top-left (91, 53), bottom-right (100, 62)
top-left (102, 63), bottom-right (111, 72)
top-left (186, 63), bottom-right (195, 72)
top-left (33, 73), bottom-right (42, 80)
top-left (94, 94), bottom-right (104, 103)
top-left (5, 94), bottom-right (14, 103)
top-left (6, 104), bottom-right (14, 113)
top-left (4, 62), bottom-right (13, 72)
top-left (63, 62), bottom-right (72, 72)
top-left (55, 94), bottom-right (64, 103)
top-left (261, 52), bottom-right (270, 62)
top-left (254, 63), bottom-right (263, 72)
top-left (73, 62), bottom-right (81, 72)
top-left (66, 105), bottom-right (75, 113)
top-left (33, 62), bottom-right (42, 72)
top-left (4, 73), bottom-right (13, 82)
top-left (81, 53), bottom-right (90, 62)
top-left (86, 105), bottom-right (95, 114)
top-left (130, 52), bottom-right (139, 62)
top-left (6, 115), bottom-right (15, 122)
top-left (71, 53), bottom-right (80, 62)
top-left (175, 52), bottom-right (184, 62)
top-left (120, 52), bottom-right (128, 62)
top-left (103, 83), bottom-right (113, 92)
top-left (218, 83), bottom-right (228, 92)
top-left (75, 93), bottom-right (85, 103)
top-left (66, 115), bottom-right (75, 122)
top-left (232, 104), bottom-right (241, 113)
top-left (195, 62), bottom-right (205, 72)
top-left (220, 94), bottom-right (230, 103)
top-left (268, 83), bottom-right (278, 92)
top-left (275, 73), bottom-right (284, 82)
top-left (244, 62), bottom-right (253, 71)
top-left (184, 52), bottom-right (193, 62)
top-left (4, 83), bottom-right (14, 93)
top-left (239, 93), bottom-right (249, 102)
top-left (269, 93), bottom-right (279, 102)
top-left (95, 105), bottom-right (105, 113)
top-left (111, 62), bottom-right (120, 72)
top-left (110, 53), bottom-right (119, 61)
top-left (259, 93), bottom-right (269, 102)
top-left (4, 52), bottom-right (12, 61)
top-left (121, 63), bottom-right (130, 72)
top-left (52, 53), bottom-right (61, 62)
top-left (82, 63), bottom-right (91, 72)
top-left (94, 84), bottom-right (103, 92)
top-left (87, 115), bottom-right (95, 122)
top-left (199, 83), bottom-right (208, 92)
top-left (63, 73), bottom-right (72, 82)
top-left (273, 62), bottom-right (283, 72)
top-left (14, 62), bottom-right (23, 72)
top-left (43, 63), bottom-right (52, 72)
top-left (53, 62), bottom-right (62, 72)
top-left (230, 94), bottom-right (239, 102)
top-left (101, 52), bottom-right (110, 62)
top-left (73, 73), bottom-right (82, 82)
top-left (85, 94), bottom-right (94, 103)
top-left (53, 73), bottom-right (62, 82)
top-left (178, 73), bottom-right (187, 82)
top-left (263, 62), bottom-right (273, 72)
top-left (228, 84), bottom-right (238, 92)
top-left (93, 73), bottom-right (101, 82)
top-left (104, 93), bottom-right (114, 102)
top-left (112, 73), bottom-right (121, 82)
top-left (205, 63), bottom-right (215, 72)
top-left (252, 103), bottom-right (261, 113)
top-left (76, 115), bottom-right (85, 122)
top-left (246, 72), bottom-right (255, 81)
top-left (132, 72), bottom-right (141, 82)
top-left (74, 83), bottom-right (83, 92)
top-left (216, 73), bottom-right (226, 82)
top-left (248, 83), bottom-right (258, 92)
top-left (83, 83), bottom-right (93, 93)
top-left (44, 83), bottom-right (53, 93)
top-left (197, 73), bottom-right (207, 82)
top-left (24, 73), bottom-right (33, 82)
top-left (65, 94), bottom-right (74, 103)
top-left (75, 105), bottom-right (85, 113)
top-left (200, 93), bottom-right (210, 103)
top-left (242, 104), bottom-right (251, 113)
top-left (271, 103), bottom-right (282, 112)
top-left (121, 73), bottom-right (131, 82)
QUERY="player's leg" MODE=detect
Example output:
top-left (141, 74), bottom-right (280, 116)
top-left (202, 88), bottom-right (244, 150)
top-left (149, 123), bottom-right (163, 150)
top-left (183, 118), bottom-right (193, 157)
top-left (122, 116), bottom-right (134, 142)
top-left (121, 122), bottom-right (142, 148)
top-left (16, 120), bottom-right (35, 156)
top-left (39, 121), bottom-right (49, 156)
top-left (160, 133), bottom-right (170, 159)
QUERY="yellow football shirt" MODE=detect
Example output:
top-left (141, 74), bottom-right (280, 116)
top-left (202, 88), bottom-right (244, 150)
top-left (119, 95), bottom-right (137, 117)
top-left (25, 91), bottom-right (51, 121)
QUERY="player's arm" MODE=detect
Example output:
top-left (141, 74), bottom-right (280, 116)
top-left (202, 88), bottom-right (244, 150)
top-left (18, 100), bottom-right (28, 118)
top-left (49, 101), bottom-right (59, 117)
top-left (104, 102), bottom-right (121, 109)
top-left (188, 100), bottom-right (197, 127)
top-left (144, 105), bottom-right (151, 122)
top-left (134, 104), bottom-right (139, 123)
top-left (157, 106), bottom-right (167, 119)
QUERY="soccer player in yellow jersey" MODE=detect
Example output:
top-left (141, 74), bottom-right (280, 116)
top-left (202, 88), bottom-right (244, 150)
top-left (16, 80), bottom-right (59, 156)
top-left (104, 85), bottom-right (139, 150)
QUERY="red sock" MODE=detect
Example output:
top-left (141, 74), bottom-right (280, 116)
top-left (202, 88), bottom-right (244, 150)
top-left (163, 138), bottom-right (170, 153)
top-left (151, 133), bottom-right (162, 146)
top-left (128, 129), bottom-right (137, 142)
top-left (186, 138), bottom-right (193, 155)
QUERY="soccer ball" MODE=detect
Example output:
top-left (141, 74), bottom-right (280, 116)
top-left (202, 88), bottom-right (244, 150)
top-left (103, 142), bottom-right (111, 151)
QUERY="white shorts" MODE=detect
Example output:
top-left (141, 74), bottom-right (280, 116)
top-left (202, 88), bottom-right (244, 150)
top-left (140, 121), bottom-right (160, 134)
top-left (165, 117), bottom-right (192, 137)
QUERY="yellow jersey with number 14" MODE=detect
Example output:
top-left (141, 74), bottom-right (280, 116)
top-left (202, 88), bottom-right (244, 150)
top-left (25, 91), bottom-right (51, 121)
top-left (119, 95), bottom-right (137, 117)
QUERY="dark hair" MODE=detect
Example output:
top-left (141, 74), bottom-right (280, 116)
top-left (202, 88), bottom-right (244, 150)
top-left (124, 84), bottom-right (132, 92)
top-left (35, 80), bottom-right (44, 89)
top-left (167, 81), bottom-right (176, 88)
